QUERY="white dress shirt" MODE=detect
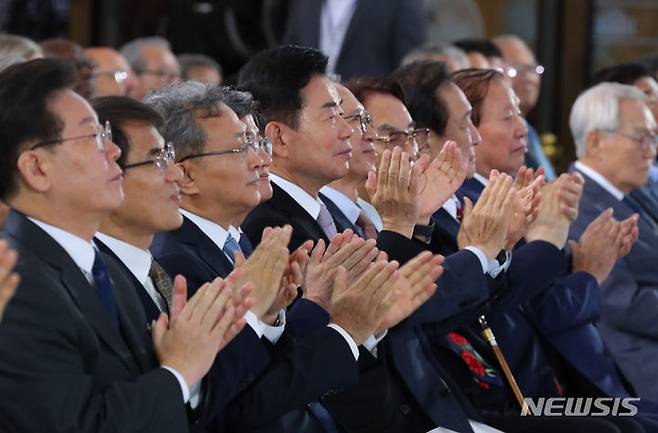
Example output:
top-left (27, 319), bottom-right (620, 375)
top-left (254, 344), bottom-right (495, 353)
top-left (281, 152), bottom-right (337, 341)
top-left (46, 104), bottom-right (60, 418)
top-left (319, 0), bottom-right (358, 74)
top-left (179, 208), bottom-right (286, 344)
top-left (27, 218), bottom-right (192, 404)
top-left (574, 160), bottom-right (624, 201)
top-left (356, 197), bottom-right (384, 232)
top-left (269, 174), bottom-right (361, 360)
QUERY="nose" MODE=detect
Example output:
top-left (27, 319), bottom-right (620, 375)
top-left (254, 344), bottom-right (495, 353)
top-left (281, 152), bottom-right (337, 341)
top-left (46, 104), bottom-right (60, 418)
top-left (165, 161), bottom-right (184, 182)
top-left (470, 123), bottom-right (482, 146)
top-left (105, 139), bottom-right (121, 162)
top-left (247, 147), bottom-right (264, 169)
top-left (336, 114), bottom-right (353, 140)
top-left (259, 147), bottom-right (273, 167)
top-left (515, 116), bottom-right (529, 138)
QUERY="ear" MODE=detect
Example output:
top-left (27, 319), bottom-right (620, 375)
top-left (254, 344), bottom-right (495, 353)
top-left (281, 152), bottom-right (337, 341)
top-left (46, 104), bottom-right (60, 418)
top-left (265, 121), bottom-right (291, 159)
top-left (584, 129), bottom-right (605, 159)
top-left (176, 162), bottom-right (200, 196)
top-left (16, 150), bottom-right (52, 193)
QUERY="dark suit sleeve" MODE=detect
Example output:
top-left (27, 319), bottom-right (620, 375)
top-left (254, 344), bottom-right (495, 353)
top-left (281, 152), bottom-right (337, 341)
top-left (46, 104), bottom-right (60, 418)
top-left (525, 272), bottom-right (601, 335)
top-left (0, 270), bottom-right (189, 433)
top-left (222, 327), bottom-right (359, 431)
top-left (243, 206), bottom-right (311, 251)
top-left (390, 0), bottom-right (428, 67)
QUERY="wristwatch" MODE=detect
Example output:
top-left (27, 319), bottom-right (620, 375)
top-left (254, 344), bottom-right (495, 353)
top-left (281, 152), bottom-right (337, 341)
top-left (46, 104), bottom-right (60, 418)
top-left (413, 221), bottom-right (435, 244)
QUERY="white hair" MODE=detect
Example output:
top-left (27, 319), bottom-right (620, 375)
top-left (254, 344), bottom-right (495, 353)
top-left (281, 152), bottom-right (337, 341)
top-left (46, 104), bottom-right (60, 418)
top-left (569, 82), bottom-right (646, 157)
top-left (120, 36), bottom-right (172, 72)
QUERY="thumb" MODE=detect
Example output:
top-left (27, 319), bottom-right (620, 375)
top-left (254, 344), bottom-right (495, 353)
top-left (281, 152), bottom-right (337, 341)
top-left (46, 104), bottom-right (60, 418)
top-left (151, 312), bottom-right (169, 350)
top-left (365, 171), bottom-right (377, 200)
top-left (234, 251), bottom-right (247, 267)
top-left (462, 196), bottom-right (473, 218)
top-left (568, 239), bottom-right (580, 256)
top-left (170, 275), bottom-right (187, 323)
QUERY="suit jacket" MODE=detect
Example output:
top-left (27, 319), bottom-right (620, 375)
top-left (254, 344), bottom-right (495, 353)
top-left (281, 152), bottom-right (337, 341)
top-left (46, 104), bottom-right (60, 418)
top-left (0, 210), bottom-right (188, 433)
top-left (569, 166), bottom-right (658, 401)
top-left (282, 0), bottom-right (427, 80)
top-left (151, 214), bottom-right (359, 432)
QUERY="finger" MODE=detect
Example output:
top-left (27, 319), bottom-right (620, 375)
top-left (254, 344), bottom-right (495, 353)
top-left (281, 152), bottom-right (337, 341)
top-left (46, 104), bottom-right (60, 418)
top-left (377, 149), bottom-right (392, 192)
top-left (0, 248), bottom-right (18, 283)
top-left (340, 238), bottom-right (378, 271)
top-left (170, 275), bottom-right (188, 324)
top-left (233, 251), bottom-right (247, 267)
top-left (399, 151), bottom-right (411, 190)
top-left (151, 312), bottom-right (169, 348)
top-left (462, 196), bottom-right (474, 218)
top-left (211, 304), bottom-right (236, 351)
top-left (387, 147), bottom-right (402, 191)
top-left (365, 171), bottom-right (378, 201)
top-left (204, 281), bottom-right (233, 329)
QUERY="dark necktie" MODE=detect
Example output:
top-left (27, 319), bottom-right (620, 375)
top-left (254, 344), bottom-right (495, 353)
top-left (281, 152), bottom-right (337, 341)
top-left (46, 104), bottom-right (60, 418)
top-left (223, 235), bottom-right (242, 263)
top-left (92, 250), bottom-right (119, 328)
top-left (356, 210), bottom-right (378, 239)
top-left (317, 202), bottom-right (338, 240)
top-left (238, 234), bottom-right (253, 258)
top-left (148, 259), bottom-right (173, 314)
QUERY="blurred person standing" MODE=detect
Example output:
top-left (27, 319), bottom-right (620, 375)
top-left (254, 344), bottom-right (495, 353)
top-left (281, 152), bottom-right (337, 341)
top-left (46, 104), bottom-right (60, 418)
top-left (86, 47), bottom-right (138, 98)
top-left (121, 36), bottom-right (180, 100)
top-left (178, 53), bottom-right (223, 86)
top-left (283, 0), bottom-right (428, 80)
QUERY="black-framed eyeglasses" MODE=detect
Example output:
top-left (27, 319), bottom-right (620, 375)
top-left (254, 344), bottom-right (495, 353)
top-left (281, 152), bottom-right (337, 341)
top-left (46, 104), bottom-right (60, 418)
top-left (178, 138), bottom-right (260, 162)
top-left (343, 109), bottom-right (373, 134)
top-left (30, 121), bottom-right (113, 152)
top-left (123, 143), bottom-right (176, 174)
top-left (258, 137), bottom-right (273, 156)
top-left (374, 127), bottom-right (430, 151)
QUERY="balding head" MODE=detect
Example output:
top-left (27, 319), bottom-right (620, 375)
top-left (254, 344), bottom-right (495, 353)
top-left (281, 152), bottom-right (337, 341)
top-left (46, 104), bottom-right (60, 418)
top-left (85, 47), bottom-right (137, 98)
top-left (493, 35), bottom-right (541, 114)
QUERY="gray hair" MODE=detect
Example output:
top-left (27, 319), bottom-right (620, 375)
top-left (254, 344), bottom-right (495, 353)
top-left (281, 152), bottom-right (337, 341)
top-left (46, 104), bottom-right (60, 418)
top-left (144, 81), bottom-right (226, 160)
top-left (120, 36), bottom-right (172, 73)
top-left (0, 34), bottom-right (42, 60)
top-left (570, 82), bottom-right (646, 157)
top-left (178, 53), bottom-right (222, 79)
top-left (401, 43), bottom-right (469, 69)
top-left (0, 55), bottom-right (26, 72)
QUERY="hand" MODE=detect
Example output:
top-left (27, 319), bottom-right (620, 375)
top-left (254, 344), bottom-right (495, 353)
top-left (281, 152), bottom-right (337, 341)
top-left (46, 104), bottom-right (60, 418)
top-left (330, 261), bottom-right (399, 345)
top-left (506, 166), bottom-right (545, 249)
top-left (366, 146), bottom-right (421, 238)
top-left (457, 171), bottom-right (516, 260)
top-left (376, 251), bottom-right (443, 331)
top-left (526, 173), bottom-right (583, 249)
top-left (303, 230), bottom-right (380, 312)
top-left (262, 240), bottom-right (313, 325)
top-left (617, 214), bottom-right (639, 258)
top-left (570, 209), bottom-right (621, 284)
top-left (0, 240), bottom-right (19, 323)
top-left (416, 141), bottom-right (466, 222)
top-left (152, 275), bottom-right (249, 387)
top-left (231, 226), bottom-right (292, 318)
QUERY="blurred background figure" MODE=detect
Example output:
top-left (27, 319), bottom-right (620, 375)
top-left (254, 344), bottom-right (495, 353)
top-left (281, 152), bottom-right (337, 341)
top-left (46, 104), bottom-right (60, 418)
top-left (40, 37), bottom-right (95, 99)
top-left (85, 47), bottom-right (138, 98)
top-left (283, 0), bottom-right (429, 80)
top-left (453, 37), bottom-right (504, 70)
top-left (0, 33), bottom-right (42, 60)
top-left (178, 53), bottom-right (223, 85)
top-left (494, 34), bottom-right (557, 179)
top-left (121, 36), bottom-right (180, 100)
top-left (401, 42), bottom-right (469, 72)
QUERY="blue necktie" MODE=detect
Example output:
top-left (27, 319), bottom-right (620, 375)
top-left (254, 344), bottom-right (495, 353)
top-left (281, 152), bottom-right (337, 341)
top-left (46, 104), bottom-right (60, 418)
top-left (92, 250), bottom-right (119, 328)
top-left (223, 235), bottom-right (242, 263)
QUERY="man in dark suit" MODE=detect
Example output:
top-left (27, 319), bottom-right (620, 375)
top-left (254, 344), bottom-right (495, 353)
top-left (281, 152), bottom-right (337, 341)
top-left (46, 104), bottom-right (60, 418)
top-left (283, 0), bottom-right (428, 80)
top-left (0, 58), bottom-right (245, 433)
top-left (568, 82), bottom-right (658, 401)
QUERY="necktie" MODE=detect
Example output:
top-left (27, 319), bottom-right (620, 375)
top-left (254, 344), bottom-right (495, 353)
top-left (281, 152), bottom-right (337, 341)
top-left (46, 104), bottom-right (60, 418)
top-left (223, 235), bottom-right (242, 263)
top-left (92, 250), bottom-right (119, 328)
top-left (445, 331), bottom-right (503, 390)
top-left (455, 199), bottom-right (464, 223)
top-left (238, 235), bottom-right (253, 258)
top-left (148, 259), bottom-right (173, 313)
top-left (356, 210), bottom-right (378, 239)
top-left (317, 202), bottom-right (338, 239)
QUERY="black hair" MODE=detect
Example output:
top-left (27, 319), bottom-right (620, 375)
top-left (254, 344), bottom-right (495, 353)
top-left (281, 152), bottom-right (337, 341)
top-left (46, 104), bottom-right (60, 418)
top-left (91, 96), bottom-right (164, 168)
top-left (237, 45), bottom-right (327, 128)
top-left (391, 61), bottom-right (452, 135)
top-left (591, 63), bottom-right (651, 87)
top-left (344, 77), bottom-right (406, 106)
top-left (454, 38), bottom-right (503, 59)
top-left (0, 58), bottom-right (77, 200)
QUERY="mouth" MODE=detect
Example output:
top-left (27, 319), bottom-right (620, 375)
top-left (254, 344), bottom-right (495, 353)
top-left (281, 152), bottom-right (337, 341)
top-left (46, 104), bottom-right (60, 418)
top-left (110, 172), bottom-right (123, 182)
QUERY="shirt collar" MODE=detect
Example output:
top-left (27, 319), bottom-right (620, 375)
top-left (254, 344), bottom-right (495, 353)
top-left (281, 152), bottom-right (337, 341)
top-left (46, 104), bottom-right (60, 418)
top-left (441, 194), bottom-right (460, 220)
top-left (228, 225), bottom-right (242, 242)
top-left (95, 232), bottom-right (152, 285)
top-left (28, 217), bottom-right (95, 275)
top-left (270, 173), bottom-right (323, 219)
top-left (180, 208), bottom-right (232, 250)
top-left (473, 172), bottom-right (489, 187)
top-left (320, 186), bottom-right (361, 224)
top-left (574, 161), bottom-right (624, 201)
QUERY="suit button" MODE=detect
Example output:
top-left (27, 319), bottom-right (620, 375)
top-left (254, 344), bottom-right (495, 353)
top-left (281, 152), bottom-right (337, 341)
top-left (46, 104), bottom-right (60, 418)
top-left (400, 404), bottom-right (412, 415)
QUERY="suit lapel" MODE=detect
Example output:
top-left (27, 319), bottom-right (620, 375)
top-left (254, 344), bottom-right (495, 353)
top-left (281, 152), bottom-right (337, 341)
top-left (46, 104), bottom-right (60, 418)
top-left (172, 216), bottom-right (234, 278)
top-left (270, 183), bottom-right (329, 243)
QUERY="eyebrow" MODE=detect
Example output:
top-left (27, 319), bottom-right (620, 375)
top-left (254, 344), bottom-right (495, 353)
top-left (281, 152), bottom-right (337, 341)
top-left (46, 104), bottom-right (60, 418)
top-left (146, 145), bottom-right (164, 157)
top-left (322, 98), bottom-right (343, 109)
top-left (79, 116), bottom-right (97, 126)
top-left (378, 123), bottom-right (405, 133)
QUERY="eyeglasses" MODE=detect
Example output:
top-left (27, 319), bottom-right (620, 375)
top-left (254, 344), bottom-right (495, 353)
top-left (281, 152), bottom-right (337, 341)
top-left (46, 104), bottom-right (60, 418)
top-left (30, 121), bottom-right (113, 152)
top-left (504, 64), bottom-right (545, 78)
top-left (123, 143), bottom-right (176, 174)
top-left (178, 138), bottom-right (260, 162)
top-left (135, 69), bottom-right (180, 82)
top-left (343, 109), bottom-right (373, 134)
top-left (94, 69), bottom-right (129, 83)
top-left (607, 130), bottom-right (658, 151)
top-left (374, 127), bottom-right (430, 151)
top-left (258, 137), bottom-right (273, 156)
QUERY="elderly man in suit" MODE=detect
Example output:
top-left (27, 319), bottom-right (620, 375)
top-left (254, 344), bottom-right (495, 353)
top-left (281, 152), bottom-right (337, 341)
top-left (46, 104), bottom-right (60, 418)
top-left (569, 82), bottom-right (658, 400)
top-left (283, 0), bottom-right (427, 80)
top-left (0, 58), bottom-right (245, 433)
